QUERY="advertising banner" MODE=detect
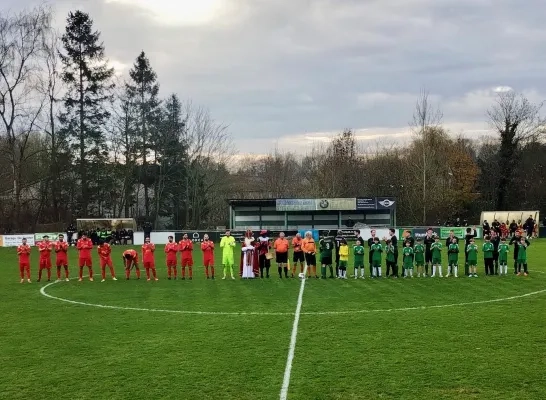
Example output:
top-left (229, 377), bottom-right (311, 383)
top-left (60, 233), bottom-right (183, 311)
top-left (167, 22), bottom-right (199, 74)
top-left (356, 197), bottom-right (377, 210)
top-left (2, 234), bottom-right (35, 247)
top-left (35, 233), bottom-right (64, 242)
top-left (276, 199), bottom-right (316, 211)
top-left (376, 197), bottom-right (396, 210)
top-left (440, 227), bottom-right (465, 239)
top-left (316, 198), bottom-right (356, 211)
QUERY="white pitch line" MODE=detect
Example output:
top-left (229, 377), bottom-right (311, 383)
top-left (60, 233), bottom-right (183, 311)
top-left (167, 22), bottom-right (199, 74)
top-left (279, 264), bottom-right (308, 400)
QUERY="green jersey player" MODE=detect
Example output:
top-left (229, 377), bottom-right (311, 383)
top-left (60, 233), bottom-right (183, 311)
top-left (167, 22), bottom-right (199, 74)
top-left (319, 236), bottom-right (335, 279)
top-left (466, 240), bottom-right (478, 277)
top-left (371, 238), bottom-right (383, 278)
top-left (402, 242), bottom-right (414, 277)
top-left (353, 240), bottom-right (365, 279)
top-left (430, 237), bottom-right (443, 277)
top-left (414, 239), bottom-right (425, 277)
top-left (447, 239), bottom-right (459, 277)
top-left (498, 239), bottom-right (509, 275)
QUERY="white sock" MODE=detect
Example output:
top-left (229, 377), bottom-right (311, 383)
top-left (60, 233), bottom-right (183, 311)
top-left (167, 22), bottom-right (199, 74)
top-left (447, 266), bottom-right (451, 275)
top-left (432, 265), bottom-right (436, 276)
top-left (438, 266), bottom-right (443, 277)
top-left (454, 266), bottom-right (458, 277)
top-left (361, 268), bottom-right (365, 278)
top-left (410, 269), bottom-right (413, 277)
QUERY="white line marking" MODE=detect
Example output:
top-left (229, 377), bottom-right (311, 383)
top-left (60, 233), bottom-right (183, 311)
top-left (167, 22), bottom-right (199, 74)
top-left (279, 264), bottom-right (308, 400)
top-left (38, 271), bottom-right (546, 317)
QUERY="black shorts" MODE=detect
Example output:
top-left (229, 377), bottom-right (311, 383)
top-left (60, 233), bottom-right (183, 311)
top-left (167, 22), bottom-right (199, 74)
top-left (425, 251), bottom-right (432, 263)
top-left (305, 253), bottom-right (316, 266)
top-left (293, 251), bottom-right (305, 263)
top-left (259, 254), bottom-right (271, 268)
top-left (321, 256), bottom-right (332, 265)
top-left (276, 252), bottom-right (288, 264)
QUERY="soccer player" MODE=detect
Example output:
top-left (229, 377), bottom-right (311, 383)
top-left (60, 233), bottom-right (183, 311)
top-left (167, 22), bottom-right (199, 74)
top-left (291, 233), bottom-right (305, 277)
top-left (17, 237), bottom-right (32, 283)
top-left (201, 234), bottom-right (215, 279)
top-left (516, 237), bottom-right (529, 276)
top-left (367, 229), bottom-right (377, 278)
top-left (165, 236), bottom-right (179, 279)
top-left (338, 239), bottom-right (349, 279)
top-left (54, 234), bottom-right (70, 282)
top-left (371, 237), bottom-right (383, 277)
top-left (179, 234), bottom-right (194, 280)
top-left (385, 239), bottom-right (395, 278)
top-left (334, 230), bottom-right (344, 278)
top-left (318, 234), bottom-right (335, 279)
top-left (220, 229), bottom-right (236, 280)
top-left (353, 239), bottom-right (365, 279)
top-left (414, 238), bottom-right (425, 277)
top-left (77, 233), bottom-right (94, 282)
top-left (466, 239), bottom-right (478, 277)
top-left (447, 238), bottom-right (459, 277)
top-left (302, 231), bottom-right (317, 278)
top-left (97, 240), bottom-right (117, 282)
top-left (38, 235), bottom-right (53, 282)
top-left (274, 232), bottom-right (289, 278)
top-left (498, 238), bottom-right (510, 276)
top-left (510, 232), bottom-right (530, 274)
top-left (402, 241), bottom-right (414, 278)
top-left (482, 235), bottom-right (495, 276)
top-left (464, 227), bottom-right (477, 276)
top-left (430, 236), bottom-right (443, 277)
top-left (142, 237), bottom-right (158, 281)
top-left (122, 249), bottom-right (140, 279)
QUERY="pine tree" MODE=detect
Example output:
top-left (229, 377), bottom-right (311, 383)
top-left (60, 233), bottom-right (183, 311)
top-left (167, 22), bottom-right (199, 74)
top-left (59, 10), bottom-right (114, 216)
top-left (126, 51), bottom-right (161, 219)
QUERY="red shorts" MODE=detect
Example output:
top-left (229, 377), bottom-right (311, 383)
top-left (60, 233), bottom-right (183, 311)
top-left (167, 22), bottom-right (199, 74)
top-left (19, 263), bottom-right (30, 269)
top-left (181, 257), bottom-right (193, 267)
top-left (203, 256), bottom-right (214, 267)
top-left (100, 258), bottom-right (113, 268)
top-left (56, 257), bottom-right (68, 267)
top-left (79, 257), bottom-right (92, 267)
top-left (39, 258), bottom-right (52, 269)
top-left (144, 261), bottom-right (155, 269)
top-left (166, 258), bottom-right (177, 267)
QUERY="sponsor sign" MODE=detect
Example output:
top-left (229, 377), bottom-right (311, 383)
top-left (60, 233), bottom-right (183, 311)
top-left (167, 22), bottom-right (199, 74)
top-left (376, 197), bottom-right (396, 209)
top-left (356, 197), bottom-right (377, 210)
top-left (35, 233), bottom-right (64, 242)
top-left (440, 227), bottom-right (466, 239)
top-left (2, 234), bottom-right (35, 247)
top-left (276, 199), bottom-right (316, 211)
top-left (316, 198), bottom-right (356, 211)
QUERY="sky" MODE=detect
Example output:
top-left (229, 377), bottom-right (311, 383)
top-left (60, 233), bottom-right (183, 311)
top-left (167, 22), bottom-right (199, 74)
top-left (4, 0), bottom-right (546, 155)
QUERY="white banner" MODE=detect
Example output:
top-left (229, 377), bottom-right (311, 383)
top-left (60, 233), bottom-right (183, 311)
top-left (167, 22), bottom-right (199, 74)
top-left (358, 228), bottom-right (391, 241)
top-left (134, 232), bottom-right (175, 245)
top-left (2, 234), bottom-right (36, 247)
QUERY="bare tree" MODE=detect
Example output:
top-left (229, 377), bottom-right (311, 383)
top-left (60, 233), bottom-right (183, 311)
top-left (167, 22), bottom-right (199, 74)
top-left (410, 89), bottom-right (443, 224)
top-left (0, 6), bottom-right (52, 229)
top-left (487, 90), bottom-right (545, 209)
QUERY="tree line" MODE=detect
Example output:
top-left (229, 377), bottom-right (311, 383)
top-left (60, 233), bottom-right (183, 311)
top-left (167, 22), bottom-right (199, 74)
top-left (0, 6), bottom-right (545, 232)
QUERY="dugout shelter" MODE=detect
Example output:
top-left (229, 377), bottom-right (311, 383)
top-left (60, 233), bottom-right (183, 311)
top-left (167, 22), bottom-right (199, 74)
top-left (228, 197), bottom-right (396, 230)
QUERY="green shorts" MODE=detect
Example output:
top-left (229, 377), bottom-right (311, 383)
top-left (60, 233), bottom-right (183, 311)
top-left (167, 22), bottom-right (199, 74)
top-left (432, 258), bottom-right (442, 265)
top-left (339, 260), bottom-right (347, 268)
top-left (468, 261), bottom-right (477, 267)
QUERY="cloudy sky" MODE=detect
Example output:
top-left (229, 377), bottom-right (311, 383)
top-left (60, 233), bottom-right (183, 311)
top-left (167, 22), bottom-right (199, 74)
top-left (5, 0), bottom-right (546, 154)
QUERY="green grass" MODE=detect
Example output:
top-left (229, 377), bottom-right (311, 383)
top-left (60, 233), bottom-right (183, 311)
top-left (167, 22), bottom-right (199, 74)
top-left (1, 240), bottom-right (545, 400)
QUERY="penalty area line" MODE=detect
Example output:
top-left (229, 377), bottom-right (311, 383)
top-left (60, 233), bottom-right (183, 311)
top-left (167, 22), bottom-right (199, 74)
top-left (280, 264), bottom-right (308, 400)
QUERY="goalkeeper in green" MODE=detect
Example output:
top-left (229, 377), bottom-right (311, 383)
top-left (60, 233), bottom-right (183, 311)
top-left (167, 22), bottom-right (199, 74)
top-left (220, 230), bottom-right (236, 280)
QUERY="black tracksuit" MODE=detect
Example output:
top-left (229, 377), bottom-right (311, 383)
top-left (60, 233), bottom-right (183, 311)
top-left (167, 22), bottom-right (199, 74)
top-left (334, 235), bottom-right (344, 276)
top-left (367, 237), bottom-right (376, 276)
top-left (491, 236), bottom-right (500, 274)
top-left (423, 235), bottom-right (434, 275)
top-left (510, 235), bottom-right (530, 274)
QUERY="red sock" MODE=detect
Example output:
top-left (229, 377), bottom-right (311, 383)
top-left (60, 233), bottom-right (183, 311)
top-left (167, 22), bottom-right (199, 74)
top-left (64, 266), bottom-right (69, 278)
top-left (182, 267), bottom-right (186, 278)
top-left (109, 266), bottom-right (115, 278)
top-left (135, 268), bottom-right (141, 279)
top-left (167, 267), bottom-right (172, 278)
top-left (125, 268), bottom-right (130, 279)
top-left (57, 266), bottom-right (61, 279)
top-left (19, 266), bottom-right (24, 279)
top-left (152, 268), bottom-right (157, 278)
top-left (88, 266), bottom-right (93, 278)
top-left (79, 267), bottom-right (83, 279)
top-left (173, 267), bottom-right (178, 278)
top-left (38, 268), bottom-right (43, 280)
top-left (146, 268), bottom-right (150, 279)
top-left (189, 266), bottom-right (193, 278)
top-left (101, 267), bottom-right (106, 280)
top-left (26, 267), bottom-right (31, 279)
top-left (205, 266), bottom-right (209, 278)
top-left (47, 269), bottom-right (51, 280)
top-left (211, 266), bottom-right (215, 277)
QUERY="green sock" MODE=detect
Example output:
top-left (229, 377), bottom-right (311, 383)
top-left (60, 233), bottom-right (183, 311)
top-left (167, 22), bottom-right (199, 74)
top-left (329, 266), bottom-right (334, 277)
top-left (223, 266), bottom-right (227, 277)
top-left (230, 266), bottom-right (234, 277)
top-left (321, 266), bottom-right (326, 278)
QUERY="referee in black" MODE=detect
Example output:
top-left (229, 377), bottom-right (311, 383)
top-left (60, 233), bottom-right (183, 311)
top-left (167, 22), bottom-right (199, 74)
top-left (334, 230), bottom-right (344, 278)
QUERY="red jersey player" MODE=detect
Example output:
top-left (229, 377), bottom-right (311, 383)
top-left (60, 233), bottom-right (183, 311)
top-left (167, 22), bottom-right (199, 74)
top-left (122, 249), bottom-right (140, 280)
top-left (164, 236), bottom-right (178, 280)
top-left (201, 234), bottom-right (215, 279)
top-left (38, 235), bottom-right (53, 282)
top-left (77, 234), bottom-right (94, 282)
top-left (179, 234), bottom-right (194, 280)
top-left (55, 234), bottom-right (69, 282)
top-left (17, 237), bottom-right (32, 283)
top-left (97, 240), bottom-right (117, 282)
top-left (142, 237), bottom-right (158, 281)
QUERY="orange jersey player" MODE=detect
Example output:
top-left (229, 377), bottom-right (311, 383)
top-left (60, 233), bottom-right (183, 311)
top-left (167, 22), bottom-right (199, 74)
top-left (55, 234), bottom-right (70, 282)
top-left (37, 235), bottom-right (53, 282)
top-left (122, 249), bottom-right (140, 280)
top-left (179, 234), bottom-right (194, 280)
top-left (17, 237), bottom-right (32, 283)
top-left (142, 237), bottom-right (158, 281)
top-left (97, 241), bottom-right (117, 282)
top-left (76, 234), bottom-right (94, 282)
top-left (201, 234), bottom-right (215, 279)
top-left (164, 236), bottom-right (178, 280)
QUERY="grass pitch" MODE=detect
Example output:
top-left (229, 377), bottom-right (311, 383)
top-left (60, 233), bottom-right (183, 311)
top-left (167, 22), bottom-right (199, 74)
top-left (1, 241), bottom-right (545, 400)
